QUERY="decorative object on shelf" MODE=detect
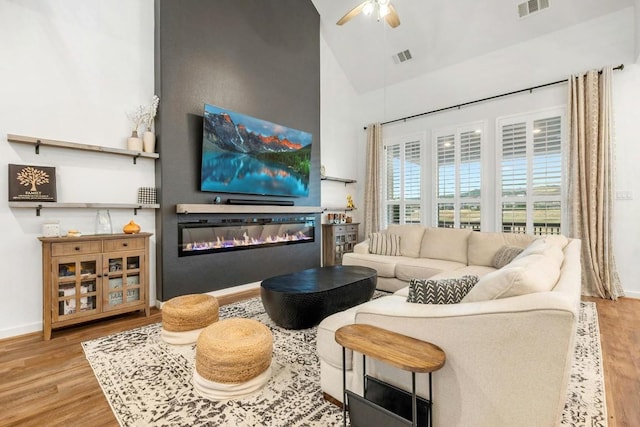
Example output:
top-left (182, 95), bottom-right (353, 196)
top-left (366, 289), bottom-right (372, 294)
top-left (123, 220), bottom-right (141, 234)
top-left (8, 164), bottom-right (57, 202)
top-left (142, 95), bottom-right (159, 153)
top-left (127, 133), bottom-right (143, 151)
top-left (95, 209), bottom-right (113, 235)
top-left (346, 194), bottom-right (356, 210)
top-left (346, 216), bottom-right (353, 223)
top-left (137, 187), bottom-right (157, 204)
top-left (126, 103), bottom-right (145, 151)
top-left (320, 165), bottom-right (326, 178)
top-left (327, 213), bottom-right (348, 224)
top-left (67, 229), bottom-right (82, 237)
top-left (41, 220), bottom-right (60, 237)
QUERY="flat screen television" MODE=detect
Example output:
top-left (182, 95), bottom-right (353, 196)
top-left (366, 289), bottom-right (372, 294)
top-left (200, 103), bottom-right (312, 197)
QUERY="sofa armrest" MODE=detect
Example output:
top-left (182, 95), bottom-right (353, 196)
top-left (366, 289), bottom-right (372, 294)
top-left (353, 239), bottom-right (370, 254)
top-left (351, 293), bottom-right (578, 426)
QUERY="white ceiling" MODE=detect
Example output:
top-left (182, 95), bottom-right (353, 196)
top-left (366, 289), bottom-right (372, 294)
top-left (311, 0), bottom-right (635, 94)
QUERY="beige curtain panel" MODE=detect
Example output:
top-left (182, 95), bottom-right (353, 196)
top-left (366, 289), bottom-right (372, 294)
top-left (364, 123), bottom-right (382, 238)
top-left (567, 66), bottom-right (623, 299)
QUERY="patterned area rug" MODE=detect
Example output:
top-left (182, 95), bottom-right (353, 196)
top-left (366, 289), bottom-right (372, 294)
top-left (82, 299), bottom-right (606, 426)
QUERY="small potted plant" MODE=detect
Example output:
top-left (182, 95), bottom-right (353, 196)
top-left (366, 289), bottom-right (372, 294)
top-left (142, 95), bottom-right (159, 153)
top-left (126, 105), bottom-right (145, 151)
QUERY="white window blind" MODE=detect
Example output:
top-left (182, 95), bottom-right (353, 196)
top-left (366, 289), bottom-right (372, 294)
top-left (384, 138), bottom-right (422, 225)
top-left (434, 125), bottom-right (483, 230)
top-left (498, 110), bottom-right (564, 235)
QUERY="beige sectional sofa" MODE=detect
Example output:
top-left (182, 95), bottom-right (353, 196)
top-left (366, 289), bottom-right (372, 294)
top-left (318, 225), bottom-right (581, 426)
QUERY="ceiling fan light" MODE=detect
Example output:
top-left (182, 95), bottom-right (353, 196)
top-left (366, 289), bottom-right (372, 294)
top-left (363, 2), bottom-right (375, 16)
top-left (378, 0), bottom-right (390, 5)
top-left (379, 4), bottom-right (390, 17)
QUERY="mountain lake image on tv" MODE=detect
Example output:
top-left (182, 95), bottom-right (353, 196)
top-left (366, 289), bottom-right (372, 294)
top-left (201, 104), bottom-right (312, 197)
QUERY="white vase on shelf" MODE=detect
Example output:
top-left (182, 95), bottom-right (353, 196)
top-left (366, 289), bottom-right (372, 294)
top-left (143, 130), bottom-right (156, 153)
top-left (127, 130), bottom-right (143, 151)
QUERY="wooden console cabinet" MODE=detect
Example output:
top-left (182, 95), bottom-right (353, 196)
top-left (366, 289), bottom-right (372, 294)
top-left (39, 233), bottom-right (151, 340)
top-left (322, 223), bottom-right (359, 266)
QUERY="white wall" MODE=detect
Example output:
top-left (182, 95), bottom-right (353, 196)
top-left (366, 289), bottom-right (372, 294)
top-left (352, 7), bottom-right (640, 297)
top-left (611, 64), bottom-right (640, 298)
top-left (0, 0), bottom-right (155, 339)
top-left (319, 33), bottom-right (366, 227)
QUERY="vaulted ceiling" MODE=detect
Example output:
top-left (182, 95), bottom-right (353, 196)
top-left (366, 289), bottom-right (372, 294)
top-left (311, 0), bottom-right (635, 93)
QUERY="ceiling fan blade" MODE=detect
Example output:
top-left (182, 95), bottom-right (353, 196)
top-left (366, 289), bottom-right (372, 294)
top-left (384, 4), bottom-right (401, 28)
top-left (336, 1), bottom-right (368, 25)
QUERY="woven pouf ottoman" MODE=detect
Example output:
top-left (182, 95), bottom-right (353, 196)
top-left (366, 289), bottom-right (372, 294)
top-left (161, 294), bottom-right (219, 345)
top-left (193, 317), bottom-right (273, 400)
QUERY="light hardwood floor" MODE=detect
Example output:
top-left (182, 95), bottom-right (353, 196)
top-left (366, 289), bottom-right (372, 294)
top-left (0, 293), bottom-right (637, 427)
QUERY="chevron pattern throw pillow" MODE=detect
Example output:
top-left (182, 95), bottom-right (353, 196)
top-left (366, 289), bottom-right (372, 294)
top-left (407, 275), bottom-right (479, 304)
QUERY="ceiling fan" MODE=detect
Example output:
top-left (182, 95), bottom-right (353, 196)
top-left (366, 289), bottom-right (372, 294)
top-left (336, 0), bottom-right (401, 28)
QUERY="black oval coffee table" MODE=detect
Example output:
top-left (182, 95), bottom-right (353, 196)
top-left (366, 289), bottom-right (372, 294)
top-left (260, 266), bottom-right (377, 329)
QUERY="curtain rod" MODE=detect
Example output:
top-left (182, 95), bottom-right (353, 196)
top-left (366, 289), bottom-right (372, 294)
top-left (364, 64), bottom-right (624, 129)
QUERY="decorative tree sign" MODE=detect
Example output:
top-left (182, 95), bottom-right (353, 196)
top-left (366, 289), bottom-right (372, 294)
top-left (8, 164), bottom-right (57, 202)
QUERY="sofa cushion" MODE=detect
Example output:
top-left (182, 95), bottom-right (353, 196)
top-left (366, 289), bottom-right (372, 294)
top-left (369, 232), bottom-right (401, 256)
top-left (420, 227), bottom-right (472, 264)
top-left (342, 253), bottom-right (403, 278)
top-left (407, 275), bottom-right (479, 304)
top-left (387, 224), bottom-right (426, 258)
top-left (395, 258), bottom-right (466, 282)
top-left (467, 232), bottom-right (536, 267)
top-left (461, 253), bottom-right (561, 302)
top-left (514, 239), bottom-right (565, 267)
top-left (492, 245), bottom-right (524, 269)
top-left (316, 307), bottom-right (358, 370)
top-left (394, 265), bottom-right (497, 298)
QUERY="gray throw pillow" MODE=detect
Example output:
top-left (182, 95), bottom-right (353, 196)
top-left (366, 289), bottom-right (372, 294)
top-left (369, 232), bottom-right (400, 256)
top-left (407, 275), bottom-right (479, 304)
top-left (492, 245), bottom-right (525, 269)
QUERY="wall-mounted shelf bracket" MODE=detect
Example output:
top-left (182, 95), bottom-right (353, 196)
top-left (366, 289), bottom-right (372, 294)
top-left (35, 139), bottom-right (41, 154)
top-left (133, 153), bottom-right (141, 164)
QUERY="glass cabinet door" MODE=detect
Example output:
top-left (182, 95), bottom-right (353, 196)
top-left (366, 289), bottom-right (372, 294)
top-left (53, 257), bottom-right (99, 321)
top-left (103, 252), bottom-right (144, 311)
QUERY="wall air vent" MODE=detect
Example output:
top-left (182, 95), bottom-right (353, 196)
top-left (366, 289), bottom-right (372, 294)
top-left (392, 49), bottom-right (413, 64)
top-left (518, 0), bottom-right (550, 18)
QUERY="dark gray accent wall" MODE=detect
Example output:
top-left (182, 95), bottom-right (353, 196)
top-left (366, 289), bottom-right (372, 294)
top-left (154, 0), bottom-right (320, 300)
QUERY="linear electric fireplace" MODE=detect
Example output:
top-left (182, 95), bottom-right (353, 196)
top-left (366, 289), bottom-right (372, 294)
top-left (178, 216), bottom-right (315, 257)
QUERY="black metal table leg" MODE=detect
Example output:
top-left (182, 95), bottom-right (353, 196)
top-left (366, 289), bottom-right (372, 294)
top-left (428, 372), bottom-right (433, 427)
top-left (342, 347), bottom-right (347, 427)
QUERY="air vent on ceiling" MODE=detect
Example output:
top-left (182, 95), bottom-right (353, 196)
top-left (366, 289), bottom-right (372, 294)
top-left (392, 49), bottom-right (413, 64)
top-left (518, 0), bottom-right (549, 18)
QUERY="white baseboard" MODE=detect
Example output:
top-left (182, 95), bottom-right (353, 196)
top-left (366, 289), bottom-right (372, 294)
top-left (622, 290), bottom-right (640, 299)
top-left (156, 282), bottom-right (262, 309)
top-left (0, 321), bottom-right (42, 340)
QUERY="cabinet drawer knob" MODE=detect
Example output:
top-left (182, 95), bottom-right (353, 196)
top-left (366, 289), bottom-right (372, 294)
top-left (123, 242), bottom-right (128, 247)
top-left (75, 246), bottom-right (81, 251)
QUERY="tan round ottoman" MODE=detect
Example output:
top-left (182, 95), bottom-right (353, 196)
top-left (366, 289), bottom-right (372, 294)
top-left (161, 294), bottom-right (219, 345)
top-left (193, 317), bottom-right (273, 400)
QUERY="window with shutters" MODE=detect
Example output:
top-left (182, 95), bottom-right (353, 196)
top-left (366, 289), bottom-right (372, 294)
top-left (433, 123), bottom-right (483, 230)
top-left (384, 137), bottom-right (423, 226)
top-left (497, 109), bottom-right (564, 235)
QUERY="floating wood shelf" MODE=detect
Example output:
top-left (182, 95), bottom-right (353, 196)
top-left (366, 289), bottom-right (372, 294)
top-left (323, 207), bottom-right (355, 212)
top-left (176, 204), bottom-right (323, 214)
top-left (321, 176), bottom-right (357, 185)
top-left (7, 134), bottom-right (159, 164)
top-left (9, 202), bottom-right (160, 216)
